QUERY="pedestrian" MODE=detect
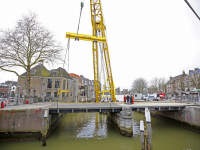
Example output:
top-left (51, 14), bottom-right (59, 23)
top-left (130, 94), bottom-right (132, 105)
top-left (124, 94), bottom-right (126, 104)
top-left (126, 94), bottom-right (130, 105)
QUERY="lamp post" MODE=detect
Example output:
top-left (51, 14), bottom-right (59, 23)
top-left (16, 84), bottom-right (20, 105)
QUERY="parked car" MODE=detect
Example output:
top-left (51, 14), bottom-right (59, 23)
top-left (11, 97), bottom-right (15, 102)
top-left (146, 96), bottom-right (154, 101)
top-left (143, 94), bottom-right (150, 100)
top-left (171, 97), bottom-right (176, 100)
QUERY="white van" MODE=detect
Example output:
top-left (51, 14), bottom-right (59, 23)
top-left (134, 93), bottom-right (143, 100)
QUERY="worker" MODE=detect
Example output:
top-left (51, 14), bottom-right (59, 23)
top-left (124, 94), bottom-right (126, 104)
top-left (130, 94), bottom-right (132, 105)
top-left (132, 95), bottom-right (134, 104)
top-left (126, 94), bottom-right (130, 105)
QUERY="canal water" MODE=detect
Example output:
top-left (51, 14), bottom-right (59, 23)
top-left (1, 112), bottom-right (200, 150)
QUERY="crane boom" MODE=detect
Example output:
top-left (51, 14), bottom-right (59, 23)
top-left (66, 0), bottom-right (115, 102)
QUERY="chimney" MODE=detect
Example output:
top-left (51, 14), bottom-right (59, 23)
top-left (170, 76), bottom-right (172, 80)
top-left (183, 70), bottom-right (185, 74)
top-left (189, 70), bottom-right (193, 74)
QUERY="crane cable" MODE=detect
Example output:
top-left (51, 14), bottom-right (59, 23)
top-left (77, 1), bottom-right (84, 34)
top-left (63, 38), bottom-right (70, 73)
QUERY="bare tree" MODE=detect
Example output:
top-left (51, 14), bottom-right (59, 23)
top-left (131, 78), bottom-right (148, 94)
top-left (158, 77), bottom-right (167, 92)
top-left (150, 77), bottom-right (167, 93)
top-left (0, 12), bottom-right (63, 99)
top-left (150, 77), bottom-right (159, 93)
top-left (189, 73), bottom-right (200, 90)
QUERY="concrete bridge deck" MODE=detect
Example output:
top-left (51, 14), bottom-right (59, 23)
top-left (0, 101), bottom-right (196, 113)
top-left (48, 102), bottom-right (195, 113)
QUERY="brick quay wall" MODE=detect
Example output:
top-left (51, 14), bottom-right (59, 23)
top-left (0, 108), bottom-right (63, 144)
top-left (151, 106), bottom-right (200, 133)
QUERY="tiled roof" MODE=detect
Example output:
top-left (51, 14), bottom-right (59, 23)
top-left (48, 67), bottom-right (72, 79)
top-left (190, 69), bottom-right (200, 75)
top-left (166, 74), bottom-right (187, 84)
top-left (20, 65), bottom-right (72, 79)
top-left (21, 65), bottom-right (50, 77)
top-left (69, 73), bottom-right (82, 82)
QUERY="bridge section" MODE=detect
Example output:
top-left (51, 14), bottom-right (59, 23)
top-left (48, 103), bottom-right (192, 114)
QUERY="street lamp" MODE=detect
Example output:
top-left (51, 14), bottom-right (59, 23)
top-left (16, 84), bottom-right (20, 105)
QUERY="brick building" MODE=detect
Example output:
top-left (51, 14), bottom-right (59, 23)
top-left (165, 71), bottom-right (188, 98)
top-left (18, 65), bottom-right (73, 102)
top-left (165, 69), bottom-right (200, 100)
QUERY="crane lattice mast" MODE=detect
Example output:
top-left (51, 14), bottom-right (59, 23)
top-left (66, 0), bottom-right (115, 102)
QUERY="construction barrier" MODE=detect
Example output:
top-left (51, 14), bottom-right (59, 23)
top-left (1, 101), bottom-right (4, 108)
top-left (26, 99), bottom-right (29, 104)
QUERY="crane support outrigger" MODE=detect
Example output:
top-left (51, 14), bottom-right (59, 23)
top-left (66, 0), bottom-right (115, 102)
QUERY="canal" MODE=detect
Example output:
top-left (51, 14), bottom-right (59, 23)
top-left (1, 112), bottom-right (200, 150)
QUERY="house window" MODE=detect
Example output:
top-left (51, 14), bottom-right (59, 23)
top-left (74, 81), bottom-right (76, 90)
top-left (47, 79), bottom-right (52, 88)
top-left (46, 92), bottom-right (51, 97)
top-left (62, 92), bottom-right (65, 98)
top-left (67, 80), bottom-right (70, 89)
top-left (53, 71), bottom-right (58, 77)
top-left (54, 92), bottom-right (58, 98)
top-left (66, 92), bottom-right (69, 97)
top-left (70, 81), bottom-right (73, 90)
top-left (55, 79), bottom-right (60, 88)
top-left (63, 80), bottom-right (66, 89)
top-left (70, 92), bottom-right (72, 97)
top-left (33, 90), bottom-right (36, 96)
top-left (31, 69), bottom-right (37, 75)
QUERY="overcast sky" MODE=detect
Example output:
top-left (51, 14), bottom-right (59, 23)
top-left (0, 0), bottom-right (200, 90)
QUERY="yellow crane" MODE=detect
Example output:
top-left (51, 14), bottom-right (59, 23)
top-left (66, 0), bottom-right (115, 102)
top-left (57, 89), bottom-right (69, 97)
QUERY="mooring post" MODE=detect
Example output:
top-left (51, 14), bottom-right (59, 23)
top-left (140, 120), bottom-right (145, 150)
top-left (42, 135), bottom-right (46, 146)
top-left (42, 109), bottom-right (48, 146)
top-left (146, 110), bottom-right (153, 150)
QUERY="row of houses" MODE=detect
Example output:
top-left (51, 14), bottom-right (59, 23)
top-left (165, 69), bottom-right (200, 100)
top-left (17, 64), bottom-right (95, 102)
top-left (0, 81), bottom-right (17, 97)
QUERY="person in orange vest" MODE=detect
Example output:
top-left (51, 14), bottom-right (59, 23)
top-left (124, 94), bottom-right (126, 104)
top-left (132, 95), bottom-right (134, 104)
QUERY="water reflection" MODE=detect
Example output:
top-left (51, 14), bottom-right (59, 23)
top-left (60, 113), bottom-right (108, 139)
top-left (1, 112), bottom-right (200, 150)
